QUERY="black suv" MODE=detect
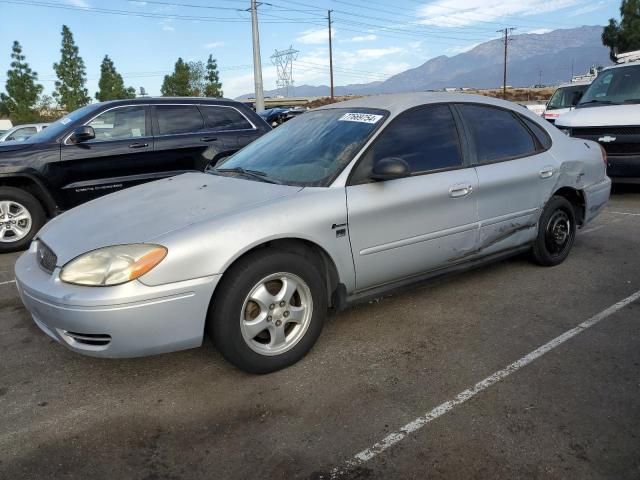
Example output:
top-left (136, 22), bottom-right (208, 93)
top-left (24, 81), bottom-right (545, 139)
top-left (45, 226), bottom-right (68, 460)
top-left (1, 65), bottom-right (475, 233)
top-left (0, 97), bottom-right (270, 252)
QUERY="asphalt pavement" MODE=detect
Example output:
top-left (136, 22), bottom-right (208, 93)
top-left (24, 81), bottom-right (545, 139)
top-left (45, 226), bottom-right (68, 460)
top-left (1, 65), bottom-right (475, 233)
top-left (1, 187), bottom-right (639, 480)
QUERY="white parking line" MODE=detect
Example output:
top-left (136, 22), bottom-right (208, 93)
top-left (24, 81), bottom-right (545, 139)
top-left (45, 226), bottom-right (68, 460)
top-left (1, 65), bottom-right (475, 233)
top-left (609, 211), bottom-right (640, 216)
top-left (329, 289), bottom-right (640, 478)
top-left (0, 279), bottom-right (16, 286)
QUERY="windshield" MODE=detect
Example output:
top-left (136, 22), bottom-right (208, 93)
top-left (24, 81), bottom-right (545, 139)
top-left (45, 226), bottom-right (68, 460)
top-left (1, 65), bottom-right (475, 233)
top-left (579, 65), bottom-right (640, 106)
top-left (27, 103), bottom-right (100, 142)
top-left (214, 108), bottom-right (387, 186)
top-left (547, 85), bottom-right (588, 110)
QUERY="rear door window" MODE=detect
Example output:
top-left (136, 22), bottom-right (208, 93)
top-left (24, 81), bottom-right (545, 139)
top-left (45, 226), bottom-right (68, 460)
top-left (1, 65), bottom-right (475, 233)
top-left (156, 105), bottom-right (204, 135)
top-left (458, 104), bottom-right (537, 163)
top-left (199, 106), bottom-right (253, 131)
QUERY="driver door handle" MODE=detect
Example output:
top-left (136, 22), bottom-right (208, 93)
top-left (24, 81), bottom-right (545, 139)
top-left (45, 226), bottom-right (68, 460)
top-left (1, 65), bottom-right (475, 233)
top-left (200, 136), bottom-right (218, 142)
top-left (449, 184), bottom-right (473, 198)
top-left (128, 142), bottom-right (148, 149)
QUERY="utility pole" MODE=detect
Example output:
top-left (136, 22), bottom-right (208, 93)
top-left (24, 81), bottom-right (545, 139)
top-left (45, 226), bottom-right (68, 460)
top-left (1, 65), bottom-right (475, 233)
top-left (250, 0), bottom-right (265, 112)
top-left (497, 27), bottom-right (515, 99)
top-left (328, 9), bottom-right (334, 99)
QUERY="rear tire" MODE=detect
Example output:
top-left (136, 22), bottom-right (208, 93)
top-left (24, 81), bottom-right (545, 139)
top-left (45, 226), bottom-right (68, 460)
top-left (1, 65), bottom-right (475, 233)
top-left (531, 195), bottom-right (576, 267)
top-left (0, 187), bottom-right (46, 253)
top-left (207, 249), bottom-right (327, 374)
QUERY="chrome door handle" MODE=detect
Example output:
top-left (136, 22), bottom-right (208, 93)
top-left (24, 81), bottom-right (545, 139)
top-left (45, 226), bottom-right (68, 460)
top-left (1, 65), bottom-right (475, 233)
top-left (129, 142), bottom-right (149, 149)
top-left (539, 167), bottom-right (555, 179)
top-left (449, 185), bottom-right (473, 198)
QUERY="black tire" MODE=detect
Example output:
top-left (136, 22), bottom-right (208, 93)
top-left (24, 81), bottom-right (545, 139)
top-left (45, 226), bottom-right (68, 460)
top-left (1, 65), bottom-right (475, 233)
top-left (207, 249), bottom-right (327, 374)
top-left (0, 187), bottom-right (46, 253)
top-left (531, 195), bottom-right (576, 267)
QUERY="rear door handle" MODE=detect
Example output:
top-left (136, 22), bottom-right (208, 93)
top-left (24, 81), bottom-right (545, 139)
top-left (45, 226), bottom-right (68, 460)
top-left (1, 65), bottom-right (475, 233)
top-left (539, 167), bottom-right (555, 179)
top-left (129, 142), bottom-right (148, 149)
top-left (449, 184), bottom-right (473, 198)
top-left (200, 136), bottom-right (218, 142)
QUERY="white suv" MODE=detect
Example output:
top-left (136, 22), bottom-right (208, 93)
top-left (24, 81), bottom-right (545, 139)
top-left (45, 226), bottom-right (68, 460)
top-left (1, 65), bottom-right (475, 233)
top-left (556, 52), bottom-right (640, 184)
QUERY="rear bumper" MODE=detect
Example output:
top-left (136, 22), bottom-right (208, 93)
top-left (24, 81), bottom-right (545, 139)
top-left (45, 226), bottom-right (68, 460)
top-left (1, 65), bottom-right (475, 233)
top-left (15, 245), bottom-right (220, 358)
top-left (583, 177), bottom-right (611, 225)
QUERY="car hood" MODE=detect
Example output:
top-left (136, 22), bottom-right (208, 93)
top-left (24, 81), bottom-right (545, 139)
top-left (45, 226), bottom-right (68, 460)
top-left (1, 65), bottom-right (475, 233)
top-left (38, 172), bottom-right (303, 265)
top-left (556, 104), bottom-right (640, 127)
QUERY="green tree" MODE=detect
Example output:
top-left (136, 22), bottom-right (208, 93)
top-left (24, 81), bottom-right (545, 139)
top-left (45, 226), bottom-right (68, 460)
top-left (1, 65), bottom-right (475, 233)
top-left (53, 25), bottom-right (90, 111)
top-left (204, 54), bottom-right (223, 97)
top-left (0, 41), bottom-right (43, 123)
top-left (602, 0), bottom-right (640, 61)
top-left (95, 55), bottom-right (136, 101)
top-left (188, 60), bottom-right (206, 96)
top-left (161, 58), bottom-right (191, 96)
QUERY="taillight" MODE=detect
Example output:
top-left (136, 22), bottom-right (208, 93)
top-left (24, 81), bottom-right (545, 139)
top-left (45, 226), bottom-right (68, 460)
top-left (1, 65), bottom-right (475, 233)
top-left (599, 144), bottom-right (608, 166)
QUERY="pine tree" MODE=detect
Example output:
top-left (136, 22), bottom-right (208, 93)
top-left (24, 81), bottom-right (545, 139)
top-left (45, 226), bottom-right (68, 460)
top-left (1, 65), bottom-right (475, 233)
top-left (0, 41), bottom-right (43, 123)
top-left (603, 0), bottom-right (640, 61)
top-left (53, 25), bottom-right (90, 111)
top-left (188, 61), bottom-right (206, 97)
top-left (96, 55), bottom-right (136, 101)
top-left (204, 55), bottom-right (223, 97)
top-left (161, 58), bottom-right (191, 96)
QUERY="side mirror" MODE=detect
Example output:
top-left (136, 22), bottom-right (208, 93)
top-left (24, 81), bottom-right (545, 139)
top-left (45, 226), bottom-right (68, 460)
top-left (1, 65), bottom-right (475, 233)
top-left (70, 125), bottom-right (95, 144)
top-left (370, 157), bottom-right (410, 181)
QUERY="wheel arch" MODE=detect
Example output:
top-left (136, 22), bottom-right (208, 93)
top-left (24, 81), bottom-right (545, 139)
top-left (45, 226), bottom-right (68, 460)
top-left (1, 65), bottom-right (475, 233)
top-left (0, 173), bottom-right (57, 217)
top-left (218, 237), bottom-right (342, 308)
top-left (552, 186), bottom-right (585, 226)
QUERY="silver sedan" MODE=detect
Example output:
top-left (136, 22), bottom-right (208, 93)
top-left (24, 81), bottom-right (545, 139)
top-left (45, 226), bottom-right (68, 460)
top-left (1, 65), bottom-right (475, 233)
top-left (15, 93), bottom-right (611, 373)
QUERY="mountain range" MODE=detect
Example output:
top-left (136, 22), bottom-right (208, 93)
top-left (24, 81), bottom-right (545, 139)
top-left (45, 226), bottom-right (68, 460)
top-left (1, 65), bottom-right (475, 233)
top-left (239, 26), bottom-right (612, 99)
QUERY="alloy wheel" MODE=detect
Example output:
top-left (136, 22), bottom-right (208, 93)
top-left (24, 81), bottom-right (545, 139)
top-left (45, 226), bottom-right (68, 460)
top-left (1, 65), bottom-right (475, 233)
top-left (240, 272), bottom-right (313, 356)
top-left (0, 200), bottom-right (32, 243)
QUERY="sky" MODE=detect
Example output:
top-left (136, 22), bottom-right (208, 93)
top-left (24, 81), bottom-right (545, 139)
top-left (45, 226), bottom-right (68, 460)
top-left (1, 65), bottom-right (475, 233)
top-left (0, 0), bottom-right (621, 100)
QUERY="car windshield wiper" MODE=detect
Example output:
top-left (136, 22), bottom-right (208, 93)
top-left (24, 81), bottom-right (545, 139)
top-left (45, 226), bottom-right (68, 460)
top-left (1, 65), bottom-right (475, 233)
top-left (622, 98), bottom-right (640, 104)
top-left (213, 167), bottom-right (282, 184)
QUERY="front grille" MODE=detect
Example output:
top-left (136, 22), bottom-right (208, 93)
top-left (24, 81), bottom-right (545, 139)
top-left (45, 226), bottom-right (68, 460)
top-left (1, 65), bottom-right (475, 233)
top-left (37, 241), bottom-right (57, 273)
top-left (63, 331), bottom-right (111, 347)
top-left (572, 126), bottom-right (640, 136)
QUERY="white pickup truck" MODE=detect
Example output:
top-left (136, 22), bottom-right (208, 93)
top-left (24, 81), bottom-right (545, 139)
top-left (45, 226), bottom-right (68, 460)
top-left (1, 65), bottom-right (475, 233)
top-left (556, 51), bottom-right (640, 184)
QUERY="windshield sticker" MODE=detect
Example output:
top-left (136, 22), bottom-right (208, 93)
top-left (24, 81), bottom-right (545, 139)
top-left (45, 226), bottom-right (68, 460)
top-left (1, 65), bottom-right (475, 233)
top-left (338, 112), bottom-right (383, 124)
top-left (60, 117), bottom-right (71, 125)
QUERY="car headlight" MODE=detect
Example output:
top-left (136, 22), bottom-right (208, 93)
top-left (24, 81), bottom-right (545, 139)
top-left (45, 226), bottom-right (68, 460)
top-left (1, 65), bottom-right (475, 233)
top-left (60, 244), bottom-right (167, 286)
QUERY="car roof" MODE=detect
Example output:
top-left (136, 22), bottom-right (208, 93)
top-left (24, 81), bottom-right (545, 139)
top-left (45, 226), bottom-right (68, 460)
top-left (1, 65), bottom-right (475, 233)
top-left (601, 61), bottom-right (640, 72)
top-left (314, 92), bottom-right (526, 117)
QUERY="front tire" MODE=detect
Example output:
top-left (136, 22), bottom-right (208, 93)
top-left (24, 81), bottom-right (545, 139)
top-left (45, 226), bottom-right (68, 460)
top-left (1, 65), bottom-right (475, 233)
top-left (208, 249), bottom-right (327, 374)
top-left (531, 195), bottom-right (576, 266)
top-left (0, 187), bottom-right (46, 253)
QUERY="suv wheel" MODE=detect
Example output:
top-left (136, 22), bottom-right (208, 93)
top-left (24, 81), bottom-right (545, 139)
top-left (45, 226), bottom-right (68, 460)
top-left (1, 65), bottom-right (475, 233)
top-left (0, 187), bottom-right (46, 253)
top-left (208, 249), bottom-right (327, 373)
top-left (531, 195), bottom-right (576, 266)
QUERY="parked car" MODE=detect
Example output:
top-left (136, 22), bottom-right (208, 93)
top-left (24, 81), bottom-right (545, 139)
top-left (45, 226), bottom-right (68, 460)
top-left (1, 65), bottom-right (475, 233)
top-left (556, 52), bottom-right (640, 184)
top-left (0, 97), bottom-right (269, 252)
top-left (543, 81), bottom-right (591, 124)
top-left (258, 107), bottom-right (306, 127)
top-left (0, 122), bottom-right (49, 142)
top-left (0, 118), bottom-right (13, 134)
top-left (15, 93), bottom-right (610, 373)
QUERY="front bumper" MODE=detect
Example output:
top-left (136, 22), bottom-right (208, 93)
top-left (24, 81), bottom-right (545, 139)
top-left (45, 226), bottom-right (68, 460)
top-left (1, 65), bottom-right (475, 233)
top-left (583, 177), bottom-right (612, 225)
top-left (15, 244), bottom-right (220, 358)
top-left (607, 154), bottom-right (640, 183)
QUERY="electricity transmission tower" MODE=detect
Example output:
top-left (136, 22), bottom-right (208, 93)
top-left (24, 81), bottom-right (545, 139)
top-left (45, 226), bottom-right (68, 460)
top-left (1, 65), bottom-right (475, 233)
top-left (271, 46), bottom-right (299, 97)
